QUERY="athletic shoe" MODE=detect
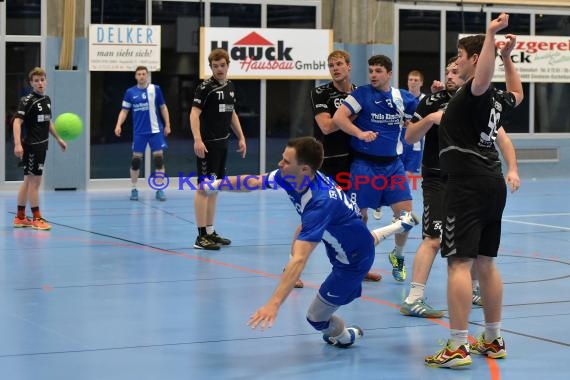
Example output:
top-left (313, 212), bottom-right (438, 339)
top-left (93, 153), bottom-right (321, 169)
top-left (425, 340), bottom-right (472, 368)
top-left (130, 188), bottom-right (139, 201)
top-left (323, 326), bottom-right (363, 348)
top-left (364, 272), bottom-right (382, 282)
top-left (373, 207), bottom-right (383, 220)
top-left (155, 190), bottom-right (166, 201)
top-left (472, 286), bottom-right (483, 306)
top-left (13, 215), bottom-right (33, 228)
top-left (208, 231), bottom-right (231, 246)
top-left (399, 211), bottom-right (420, 231)
top-left (400, 298), bottom-right (444, 318)
top-left (388, 250), bottom-right (406, 282)
top-left (194, 235), bottom-right (220, 250)
top-left (32, 217), bottom-right (52, 230)
top-left (471, 334), bottom-right (506, 359)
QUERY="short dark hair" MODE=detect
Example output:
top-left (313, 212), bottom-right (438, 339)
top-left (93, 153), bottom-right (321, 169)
top-left (447, 55), bottom-right (459, 66)
top-left (368, 55), bottom-right (392, 72)
top-left (458, 35), bottom-right (485, 58)
top-left (286, 137), bottom-right (324, 173)
top-left (209, 48), bottom-right (230, 65)
top-left (135, 66), bottom-right (148, 73)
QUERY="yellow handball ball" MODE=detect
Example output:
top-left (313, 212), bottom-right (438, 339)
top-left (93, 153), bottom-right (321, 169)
top-left (54, 113), bottom-right (83, 141)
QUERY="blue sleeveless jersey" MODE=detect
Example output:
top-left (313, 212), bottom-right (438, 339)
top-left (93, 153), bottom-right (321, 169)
top-left (343, 85), bottom-right (418, 156)
top-left (121, 84), bottom-right (166, 135)
top-left (268, 170), bottom-right (374, 268)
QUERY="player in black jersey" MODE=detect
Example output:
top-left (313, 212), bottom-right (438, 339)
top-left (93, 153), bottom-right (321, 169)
top-left (12, 67), bottom-right (67, 231)
top-left (290, 51), bottom-right (381, 287)
top-left (425, 14), bottom-right (524, 368)
top-left (190, 48), bottom-right (247, 250)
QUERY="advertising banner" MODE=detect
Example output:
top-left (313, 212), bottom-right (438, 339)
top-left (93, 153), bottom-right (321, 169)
top-left (200, 27), bottom-right (333, 79)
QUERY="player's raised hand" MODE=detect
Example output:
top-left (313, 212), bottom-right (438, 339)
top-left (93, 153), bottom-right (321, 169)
top-left (489, 13), bottom-right (509, 34)
top-left (499, 34), bottom-right (517, 58)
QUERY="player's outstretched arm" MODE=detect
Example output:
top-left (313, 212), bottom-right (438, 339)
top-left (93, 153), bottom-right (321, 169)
top-left (248, 240), bottom-right (316, 330)
top-left (473, 13), bottom-right (509, 96)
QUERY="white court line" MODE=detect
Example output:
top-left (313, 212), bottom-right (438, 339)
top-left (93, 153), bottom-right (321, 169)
top-left (503, 218), bottom-right (570, 232)
top-left (504, 213), bottom-right (570, 218)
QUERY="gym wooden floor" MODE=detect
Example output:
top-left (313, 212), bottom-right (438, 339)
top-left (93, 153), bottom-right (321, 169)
top-left (1, 178), bottom-right (568, 379)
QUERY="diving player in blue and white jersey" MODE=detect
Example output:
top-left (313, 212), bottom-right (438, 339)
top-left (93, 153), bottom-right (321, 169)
top-left (204, 137), bottom-right (419, 347)
top-left (333, 54), bottom-right (419, 283)
top-left (115, 65), bottom-right (171, 201)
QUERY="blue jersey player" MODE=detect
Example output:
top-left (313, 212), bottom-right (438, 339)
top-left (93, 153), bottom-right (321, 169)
top-left (115, 66), bottom-right (171, 201)
top-left (333, 54), bottom-right (419, 282)
top-left (206, 137), bottom-right (418, 347)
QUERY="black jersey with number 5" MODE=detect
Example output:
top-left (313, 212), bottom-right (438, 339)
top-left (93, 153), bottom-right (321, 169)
top-left (192, 77), bottom-right (236, 142)
top-left (439, 79), bottom-right (516, 177)
top-left (15, 92), bottom-right (52, 151)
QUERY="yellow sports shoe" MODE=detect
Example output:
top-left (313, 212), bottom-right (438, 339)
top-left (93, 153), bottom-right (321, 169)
top-left (32, 217), bottom-right (52, 230)
top-left (425, 340), bottom-right (472, 368)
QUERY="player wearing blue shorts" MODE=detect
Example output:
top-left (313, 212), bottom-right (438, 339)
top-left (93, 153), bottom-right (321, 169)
top-left (206, 137), bottom-right (419, 346)
top-left (114, 66), bottom-right (171, 201)
top-left (400, 70), bottom-right (425, 177)
top-left (333, 54), bottom-right (419, 282)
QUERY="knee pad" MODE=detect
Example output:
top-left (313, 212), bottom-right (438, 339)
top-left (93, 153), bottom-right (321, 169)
top-left (306, 317), bottom-right (330, 331)
top-left (153, 154), bottom-right (164, 169)
top-left (131, 156), bottom-right (142, 171)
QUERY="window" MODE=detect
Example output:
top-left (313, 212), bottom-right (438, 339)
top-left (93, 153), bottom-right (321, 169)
top-left (535, 15), bottom-right (570, 133)
top-left (266, 5), bottom-right (316, 170)
top-left (398, 10), bottom-right (440, 94)
top-left (90, 0), bottom-right (148, 179)
top-left (6, 0), bottom-right (41, 35)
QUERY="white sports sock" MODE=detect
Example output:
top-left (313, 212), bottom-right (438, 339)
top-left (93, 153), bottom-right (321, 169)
top-left (449, 329), bottom-right (468, 349)
top-left (405, 282), bottom-right (425, 303)
top-left (485, 322), bottom-right (501, 341)
top-left (371, 221), bottom-right (404, 245)
top-left (393, 245), bottom-right (404, 257)
top-left (206, 225), bottom-right (215, 235)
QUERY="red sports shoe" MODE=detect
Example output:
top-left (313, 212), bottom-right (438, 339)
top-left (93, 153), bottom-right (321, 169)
top-left (32, 217), bottom-right (52, 230)
top-left (13, 216), bottom-right (33, 228)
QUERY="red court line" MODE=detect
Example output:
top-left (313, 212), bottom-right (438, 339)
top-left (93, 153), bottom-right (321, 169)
top-left (42, 235), bottom-right (502, 378)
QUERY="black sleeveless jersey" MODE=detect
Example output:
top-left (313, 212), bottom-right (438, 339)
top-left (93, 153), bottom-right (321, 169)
top-left (410, 90), bottom-right (452, 178)
top-left (15, 92), bottom-right (52, 150)
top-left (439, 79), bottom-right (516, 177)
top-left (310, 82), bottom-right (356, 157)
top-left (192, 77), bottom-right (236, 142)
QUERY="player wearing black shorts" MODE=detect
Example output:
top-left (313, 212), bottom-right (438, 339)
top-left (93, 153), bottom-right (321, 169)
top-left (12, 67), bottom-right (67, 231)
top-left (425, 14), bottom-right (524, 368)
top-left (399, 58), bottom-right (461, 318)
top-left (190, 48), bottom-right (246, 250)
